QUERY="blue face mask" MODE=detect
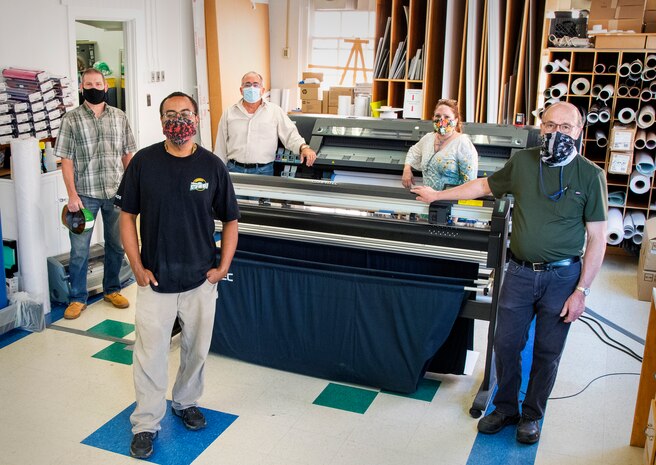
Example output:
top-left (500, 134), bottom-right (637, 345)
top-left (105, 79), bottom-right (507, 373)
top-left (243, 86), bottom-right (261, 104)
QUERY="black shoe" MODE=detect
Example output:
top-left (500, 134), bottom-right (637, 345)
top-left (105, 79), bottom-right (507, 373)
top-left (477, 410), bottom-right (521, 434)
top-left (172, 405), bottom-right (207, 430)
top-left (130, 431), bottom-right (156, 459)
top-left (516, 415), bottom-right (541, 444)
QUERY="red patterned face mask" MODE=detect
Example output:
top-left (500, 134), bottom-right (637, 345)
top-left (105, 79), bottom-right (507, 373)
top-left (163, 117), bottom-right (197, 145)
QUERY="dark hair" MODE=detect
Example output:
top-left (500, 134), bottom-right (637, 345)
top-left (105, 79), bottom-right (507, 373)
top-left (159, 91), bottom-right (198, 116)
top-left (434, 98), bottom-right (462, 132)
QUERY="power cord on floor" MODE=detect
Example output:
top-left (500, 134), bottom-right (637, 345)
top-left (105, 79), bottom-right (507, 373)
top-left (578, 314), bottom-right (643, 362)
top-left (547, 372), bottom-right (640, 400)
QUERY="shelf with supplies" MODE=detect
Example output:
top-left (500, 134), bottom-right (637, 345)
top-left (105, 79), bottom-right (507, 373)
top-left (537, 47), bottom-right (656, 250)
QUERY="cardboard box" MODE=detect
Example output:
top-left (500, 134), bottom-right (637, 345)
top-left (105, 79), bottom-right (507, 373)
top-left (608, 151), bottom-right (634, 174)
top-left (327, 106), bottom-right (339, 115)
top-left (321, 99), bottom-right (329, 114)
top-left (589, 18), bottom-right (644, 32)
top-left (641, 217), bottom-right (656, 271)
top-left (595, 32), bottom-right (647, 47)
top-left (645, 9), bottom-right (656, 20)
top-left (638, 267), bottom-right (656, 301)
top-left (617, 5), bottom-right (647, 18)
top-left (302, 72), bottom-right (324, 82)
top-left (328, 87), bottom-right (354, 106)
top-left (299, 83), bottom-right (320, 100)
top-left (610, 123), bottom-right (637, 150)
top-left (649, 0), bottom-right (656, 8)
top-left (301, 99), bottom-right (322, 114)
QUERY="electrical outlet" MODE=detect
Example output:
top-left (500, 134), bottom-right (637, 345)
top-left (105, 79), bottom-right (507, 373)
top-left (282, 47), bottom-right (290, 58)
top-left (156, 71), bottom-right (161, 82)
top-left (147, 94), bottom-right (151, 106)
top-left (160, 70), bottom-right (165, 82)
top-left (151, 71), bottom-right (156, 82)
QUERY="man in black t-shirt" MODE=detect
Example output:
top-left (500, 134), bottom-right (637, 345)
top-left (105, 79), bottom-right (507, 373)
top-left (115, 92), bottom-right (239, 459)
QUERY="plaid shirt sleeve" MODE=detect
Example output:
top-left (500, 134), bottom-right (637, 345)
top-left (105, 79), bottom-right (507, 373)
top-left (122, 114), bottom-right (137, 155)
top-left (53, 113), bottom-right (77, 160)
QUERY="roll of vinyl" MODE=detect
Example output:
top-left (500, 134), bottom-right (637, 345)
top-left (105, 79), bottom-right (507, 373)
top-left (617, 106), bottom-right (636, 124)
top-left (595, 129), bottom-right (607, 147)
top-left (555, 59), bottom-right (569, 72)
top-left (608, 190), bottom-right (626, 207)
top-left (587, 110), bottom-right (599, 124)
top-left (647, 131), bottom-right (656, 150)
top-left (619, 62), bottom-right (631, 77)
top-left (606, 208), bottom-right (624, 245)
top-left (268, 88), bottom-right (282, 106)
top-left (635, 151), bottom-right (655, 175)
top-left (594, 63), bottom-right (606, 73)
top-left (280, 89), bottom-right (290, 113)
top-left (648, 54), bottom-right (656, 69)
top-left (631, 210), bottom-right (646, 233)
top-left (598, 106), bottom-right (611, 123)
top-left (638, 105), bottom-right (656, 129)
top-left (643, 68), bottom-right (656, 81)
top-left (608, 64), bottom-right (617, 73)
top-left (544, 61), bottom-right (559, 73)
top-left (545, 97), bottom-right (561, 106)
top-left (630, 59), bottom-right (644, 74)
top-left (598, 84), bottom-right (614, 101)
top-left (630, 169), bottom-right (652, 194)
top-left (353, 95), bottom-right (369, 117)
top-left (651, 81), bottom-right (656, 93)
top-left (10, 138), bottom-right (51, 314)
top-left (633, 233), bottom-right (644, 245)
top-left (337, 95), bottom-right (352, 116)
top-left (623, 213), bottom-right (635, 239)
top-left (635, 129), bottom-right (647, 149)
top-left (591, 84), bottom-right (603, 97)
top-left (629, 86), bottom-right (641, 98)
top-left (543, 88), bottom-right (552, 98)
top-left (549, 82), bottom-right (568, 98)
top-left (641, 88), bottom-right (653, 102)
top-left (617, 85), bottom-right (630, 97)
top-left (629, 73), bottom-right (642, 82)
top-left (571, 77), bottom-right (590, 95)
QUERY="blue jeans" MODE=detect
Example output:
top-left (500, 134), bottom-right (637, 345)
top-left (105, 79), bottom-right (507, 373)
top-left (492, 258), bottom-right (581, 420)
top-left (227, 160), bottom-right (274, 202)
top-left (68, 195), bottom-right (124, 303)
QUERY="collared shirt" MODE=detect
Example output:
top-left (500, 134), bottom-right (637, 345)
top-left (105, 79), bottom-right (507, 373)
top-left (54, 103), bottom-right (137, 199)
top-left (214, 99), bottom-right (306, 164)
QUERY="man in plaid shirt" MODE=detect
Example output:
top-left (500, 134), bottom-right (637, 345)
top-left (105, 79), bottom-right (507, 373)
top-left (54, 68), bottom-right (137, 319)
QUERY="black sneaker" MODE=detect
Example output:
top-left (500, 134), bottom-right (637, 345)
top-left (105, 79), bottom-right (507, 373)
top-left (130, 431), bottom-right (156, 459)
top-left (477, 410), bottom-right (521, 434)
top-left (172, 405), bottom-right (206, 430)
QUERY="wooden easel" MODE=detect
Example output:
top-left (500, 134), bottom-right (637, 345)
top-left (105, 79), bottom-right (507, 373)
top-left (340, 38), bottom-right (369, 85)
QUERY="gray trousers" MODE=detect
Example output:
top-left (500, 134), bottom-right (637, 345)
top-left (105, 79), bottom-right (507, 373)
top-left (130, 280), bottom-right (218, 434)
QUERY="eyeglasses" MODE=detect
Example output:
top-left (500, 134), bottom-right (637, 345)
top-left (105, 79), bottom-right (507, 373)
top-left (542, 121), bottom-right (578, 135)
top-left (162, 110), bottom-right (196, 120)
top-left (242, 82), bottom-right (262, 88)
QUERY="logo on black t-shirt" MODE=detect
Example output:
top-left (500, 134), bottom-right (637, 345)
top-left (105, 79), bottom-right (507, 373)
top-left (190, 177), bottom-right (209, 191)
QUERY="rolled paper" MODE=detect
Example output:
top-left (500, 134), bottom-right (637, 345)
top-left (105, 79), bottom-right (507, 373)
top-left (633, 232), bottom-right (644, 245)
top-left (268, 88), bottom-right (282, 106)
top-left (617, 85), bottom-right (630, 97)
top-left (617, 106), bottom-right (636, 124)
top-left (337, 95), bottom-right (352, 116)
top-left (630, 59), bottom-right (644, 75)
top-left (587, 110), bottom-right (599, 124)
top-left (571, 77), bottom-right (590, 95)
top-left (543, 88), bottom-right (552, 98)
top-left (606, 208), bottom-right (624, 245)
top-left (648, 54), bottom-right (656, 69)
top-left (635, 151), bottom-right (655, 175)
top-left (598, 106), bottom-right (611, 123)
top-left (608, 64), bottom-right (617, 73)
top-left (643, 68), bottom-right (656, 81)
top-left (631, 210), bottom-right (646, 233)
top-left (544, 61), bottom-right (559, 73)
top-left (608, 190), bottom-right (626, 207)
top-left (619, 62), bottom-right (631, 77)
top-left (598, 84), bottom-right (614, 101)
top-left (630, 169), bottom-right (652, 194)
top-left (545, 97), bottom-right (561, 105)
top-left (591, 84), bottom-right (603, 97)
top-left (641, 88), bottom-right (653, 102)
top-left (638, 105), bottom-right (656, 129)
top-left (629, 86), bottom-right (641, 98)
top-left (647, 131), bottom-right (656, 150)
top-left (594, 63), bottom-right (606, 73)
top-left (549, 82), bottom-right (568, 98)
top-left (555, 58), bottom-right (570, 71)
top-left (595, 129), bottom-right (607, 147)
top-left (635, 129), bottom-right (647, 149)
top-left (651, 81), bottom-right (656, 93)
top-left (623, 212), bottom-right (635, 239)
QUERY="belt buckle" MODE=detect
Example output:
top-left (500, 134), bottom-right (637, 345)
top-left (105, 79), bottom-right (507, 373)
top-left (532, 262), bottom-right (544, 272)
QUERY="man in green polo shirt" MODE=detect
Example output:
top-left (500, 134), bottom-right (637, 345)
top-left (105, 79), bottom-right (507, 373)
top-left (412, 102), bottom-right (608, 444)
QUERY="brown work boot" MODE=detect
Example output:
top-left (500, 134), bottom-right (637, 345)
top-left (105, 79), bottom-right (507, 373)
top-left (64, 302), bottom-right (87, 320)
top-left (103, 292), bottom-right (129, 309)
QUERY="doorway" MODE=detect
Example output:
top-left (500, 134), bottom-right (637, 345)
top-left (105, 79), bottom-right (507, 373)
top-left (75, 20), bottom-right (127, 111)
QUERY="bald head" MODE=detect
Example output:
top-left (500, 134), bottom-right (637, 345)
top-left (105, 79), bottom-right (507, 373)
top-left (541, 102), bottom-right (583, 139)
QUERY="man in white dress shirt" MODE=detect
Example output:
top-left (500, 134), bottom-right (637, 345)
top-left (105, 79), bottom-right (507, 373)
top-left (214, 71), bottom-right (317, 176)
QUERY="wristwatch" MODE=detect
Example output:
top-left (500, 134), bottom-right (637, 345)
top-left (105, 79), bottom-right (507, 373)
top-left (576, 286), bottom-right (590, 296)
top-left (299, 144), bottom-right (310, 153)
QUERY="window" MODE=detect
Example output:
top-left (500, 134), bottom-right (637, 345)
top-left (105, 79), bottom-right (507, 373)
top-left (308, 7), bottom-right (376, 88)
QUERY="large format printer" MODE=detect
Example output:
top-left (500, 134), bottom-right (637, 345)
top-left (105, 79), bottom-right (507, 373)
top-left (274, 115), bottom-right (541, 181)
top-left (212, 174), bottom-right (511, 418)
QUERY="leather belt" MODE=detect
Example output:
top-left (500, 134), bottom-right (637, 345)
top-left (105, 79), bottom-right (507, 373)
top-left (511, 255), bottom-right (580, 272)
top-left (228, 160), bottom-right (272, 169)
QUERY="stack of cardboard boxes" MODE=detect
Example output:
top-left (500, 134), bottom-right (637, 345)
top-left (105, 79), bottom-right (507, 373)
top-left (589, 0), bottom-right (647, 33)
top-left (325, 87), bottom-right (354, 114)
top-left (299, 72), bottom-right (323, 114)
top-left (638, 218), bottom-right (656, 301)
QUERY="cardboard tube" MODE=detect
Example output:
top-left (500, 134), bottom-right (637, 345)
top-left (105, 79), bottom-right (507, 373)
top-left (607, 64), bottom-right (617, 73)
top-left (549, 82), bottom-right (568, 98)
top-left (630, 59), bottom-right (644, 74)
top-left (598, 106), bottom-right (611, 123)
top-left (632, 210), bottom-right (646, 233)
top-left (643, 68), bottom-right (656, 81)
top-left (571, 77), bottom-right (590, 95)
top-left (635, 129), bottom-right (647, 149)
top-left (647, 54), bottom-right (656, 68)
top-left (606, 208), bottom-right (624, 245)
top-left (617, 106), bottom-right (636, 124)
top-left (598, 84), bottom-right (614, 101)
top-left (629, 86), bottom-right (641, 98)
top-left (555, 58), bottom-right (569, 71)
top-left (595, 129), bottom-right (608, 147)
top-left (638, 105), bottom-right (656, 129)
top-left (641, 88), bottom-right (653, 102)
top-left (619, 62), bottom-right (631, 77)
top-left (647, 131), bottom-right (656, 150)
top-left (623, 213), bottom-right (635, 239)
top-left (594, 63), bottom-right (606, 73)
top-left (591, 84), bottom-right (603, 97)
top-left (617, 85), bottom-right (630, 97)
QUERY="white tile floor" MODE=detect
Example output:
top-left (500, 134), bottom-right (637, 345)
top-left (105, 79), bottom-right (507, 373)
top-left (0, 253), bottom-right (649, 465)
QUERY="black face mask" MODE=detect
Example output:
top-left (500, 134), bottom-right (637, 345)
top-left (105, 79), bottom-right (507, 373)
top-left (82, 87), bottom-right (106, 105)
top-left (540, 131), bottom-right (576, 166)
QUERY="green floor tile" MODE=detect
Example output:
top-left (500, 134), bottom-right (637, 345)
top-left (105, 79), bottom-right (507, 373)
top-left (381, 378), bottom-right (441, 402)
top-left (87, 320), bottom-right (135, 338)
top-left (92, 342), bottom-right (133, 365)
top-left (313, 383), bottom-right (378, 414)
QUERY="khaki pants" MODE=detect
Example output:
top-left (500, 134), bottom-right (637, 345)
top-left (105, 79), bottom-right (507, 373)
top-left (130, 280), bottom-right (218, 434)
